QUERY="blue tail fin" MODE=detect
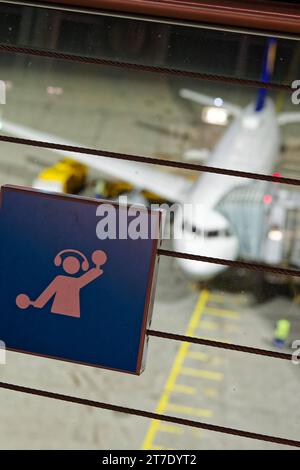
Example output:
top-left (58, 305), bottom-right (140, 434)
top-left (255, 38), bottom-right (277, 112)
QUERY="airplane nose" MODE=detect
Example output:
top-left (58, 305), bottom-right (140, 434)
top-left (174, 236), bottom-right (239, 281)
top-left (176, 257), bottom-right (227, 280)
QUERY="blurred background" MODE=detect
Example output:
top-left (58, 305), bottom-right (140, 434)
top-left (0, 1), bottom-right (300, 449)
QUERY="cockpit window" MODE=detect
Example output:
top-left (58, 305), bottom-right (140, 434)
top-left (207, 230), bottom-right (219, 238)
top-left (207, 229), bottom-right (232, 237)
top-left (182, 223), bottom-right (232, 238)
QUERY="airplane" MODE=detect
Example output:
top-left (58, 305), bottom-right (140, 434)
top-left (1, 38), bottom-right (300, 281)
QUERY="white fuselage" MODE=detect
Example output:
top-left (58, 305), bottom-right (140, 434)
top-left (1, 98), bottom-right (280, 281)
top-left (174, 99), bottom-right (280, 279)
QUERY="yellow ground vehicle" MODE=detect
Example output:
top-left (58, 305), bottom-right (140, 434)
top-left (33, 158), bottom-right (87, 194)
top-left (95, 179), bottom-right (166, 202)
top-left (103, 180), bottom-right (134, 199)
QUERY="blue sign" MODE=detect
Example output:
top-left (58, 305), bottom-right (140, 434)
top-left (0, 185), bottom-right (161, 374)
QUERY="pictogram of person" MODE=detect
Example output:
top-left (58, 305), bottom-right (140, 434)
top-left (16, 249), bottom-right (107, 318)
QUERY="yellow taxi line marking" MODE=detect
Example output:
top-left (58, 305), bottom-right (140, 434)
top-left (186, 351), bottom-right (208, 361)
top-left (205, 307), bottom-right (240, 320)
top-left (209, 357), bottom-right (224, 366)
top-left (180, 367), bottom-right (224, 381)
top-left (142, 289), bottom-right (210, 450)
top-left (166, 403), bottom-right (213, 418)
top-left (186, 351), bottom-right (224, 366)
top-left (158, 424), bottom-right (183, 435)
top-left (199, 324), bottom-right (239, 334)
top-left (186, 350), bottom-right (224, 367)
top-left (171, 384), bottom-right (196, 395)
top-left (198, 320), bottom-right (219, 330)
top-left (223, 324), bottom-right (240, 333)
top-left (209, 294), bottom-right (247, 305)
top-left (151, 445), bottom-right (176, 450)
top-left (204, 387), bottom-right (219, 398)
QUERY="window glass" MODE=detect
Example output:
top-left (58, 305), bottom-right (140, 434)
top-left (0, 2), bottom-right (299, 451)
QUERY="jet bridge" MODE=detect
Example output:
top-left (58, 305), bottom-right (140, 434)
top-left (217, 182), bottom-right (300, 269)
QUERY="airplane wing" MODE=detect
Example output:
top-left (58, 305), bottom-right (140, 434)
top-left (0, 120), bottom-right (193, 203)
top-left (277, 112), bottom-right (300, 126)
top-left (179, 89), bottom-right (242, 117)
